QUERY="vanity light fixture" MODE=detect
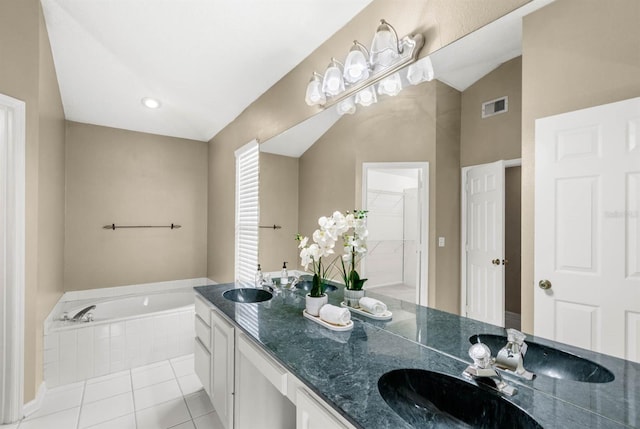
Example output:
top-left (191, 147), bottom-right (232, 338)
top-left (336, 97), bottom-right (356, 115)
top-left (305, 72), bottom-right (326, 106)
top-left (355, 86), bottom-right (377, 107)
top-left (321, 58), bottom-right (345, 97)
top-left (304, 19), bottom-right (424, 114)
top-left (343, 41), bottom-right (371, 84)
top-left (407, 56), bottom-right (435, 85)
top-left (377, 72), bottom-right (403, 96)
top-left (141, 97), bottom-right (161, 109)
top-left (370, 19), bottom-right (401, 69)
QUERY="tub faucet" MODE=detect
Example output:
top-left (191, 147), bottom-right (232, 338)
top-left (495, 329), bottom-right (535, 380)
top-left (71, 305), bottom-right (96, 322)
top-left (463, 341), bottom-right (517, 396)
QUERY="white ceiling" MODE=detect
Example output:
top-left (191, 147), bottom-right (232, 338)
top-left (41, 0), bottom-right (373, 142)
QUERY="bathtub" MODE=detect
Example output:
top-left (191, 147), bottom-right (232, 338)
top-left (44, 278), bottom-right (210, 388)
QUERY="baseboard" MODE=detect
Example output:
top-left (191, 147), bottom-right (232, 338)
top-left (22, 382), bottom-right (46, 418)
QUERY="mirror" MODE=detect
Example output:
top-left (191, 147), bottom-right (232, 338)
top-left (255, 0), bottom-right (639, 364)
top-left (258, 4), bottom-right (527, 316)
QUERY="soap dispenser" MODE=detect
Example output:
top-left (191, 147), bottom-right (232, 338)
top-left (255, 264), bottom-right (263, 287)
top-left (280, 262), bottom-right (289, 286)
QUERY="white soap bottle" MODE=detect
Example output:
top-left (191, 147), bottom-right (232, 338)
top-left (280, 261), bottom-right (289, 286)
top-left (255, 264), bottom-right (263, 287)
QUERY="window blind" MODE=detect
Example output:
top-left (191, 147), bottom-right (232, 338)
top-left (235, 140), bottom-right (259, 284)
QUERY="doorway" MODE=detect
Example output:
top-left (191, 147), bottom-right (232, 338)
top-left (362, 162), bottom-right (429, 306)
top-left (461, 159), bottom-right (521, 329)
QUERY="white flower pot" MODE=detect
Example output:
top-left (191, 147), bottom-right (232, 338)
top-left (343, 289), bottom-right (365, 308)
top-left (305, 293), bottom-right (328, 316)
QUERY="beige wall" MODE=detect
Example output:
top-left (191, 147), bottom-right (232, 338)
top-left (208, 0), bottom-right (529, 284)
top-left (434, 81), bottom-right (461, 313)
top-left (258, 153), bottom-right (299, 273)
top-left (0, 0), bottom-right (66, 402)
top-left (460, 56), bottom-right (522, 167)
top-left (521, 0), bottom-right (640, 333)
top-left (64, 122), bottom-right (208, 290)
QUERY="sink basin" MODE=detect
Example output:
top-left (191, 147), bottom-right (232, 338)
top-left (223, 288), bottom-right (273, 303)
top-left (294, 280), bottom-right (337, 293)
top-left (378, 369), bottom-right (542, 428)
top-left (469, 334), bottom-right (614, 383)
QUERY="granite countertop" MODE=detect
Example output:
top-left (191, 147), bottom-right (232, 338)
top-left (195, 282), bottom-right (636, 429)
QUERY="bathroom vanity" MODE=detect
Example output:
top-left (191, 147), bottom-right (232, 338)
top-left (194, 282), bottom-right (639, 428)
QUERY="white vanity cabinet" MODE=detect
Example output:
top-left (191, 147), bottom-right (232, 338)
top-left (193, 296), bottom-right (235, 429)
top-left (194, 296), bottom-right (212, 397)
top-left (295, 387), bottom-right (353, 429)
top-left (210, 310), bottom-right (235, 429)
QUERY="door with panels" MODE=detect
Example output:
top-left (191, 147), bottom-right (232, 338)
top-left (535, 97), bottom-right (640, 362)
top-left (465, 160), bottom-right (506, 327)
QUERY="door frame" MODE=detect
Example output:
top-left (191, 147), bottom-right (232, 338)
top-left (460, 158), bottom-right (521, 319)
top-left (361, 162), bottom-right (429, 306)
top-left (0, 93), bottom-right (26, 423)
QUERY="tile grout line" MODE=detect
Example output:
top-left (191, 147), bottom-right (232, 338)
top-left (76, 380), bottom-right (87, 429)
top-left (168, 357), bottom-right (197, 426)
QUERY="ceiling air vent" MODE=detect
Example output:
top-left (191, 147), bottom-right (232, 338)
top-left (482, 96), bottom-right (508, 118)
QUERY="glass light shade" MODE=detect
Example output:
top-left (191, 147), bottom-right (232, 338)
top-left (336, 97), bottom-right (356, 115)
top-left (407, 57), bottom-right (434, 85)
top-left (343, 43), bottom-right (370, 84)
top-left (355, 86), bottom-right (377, 107)
top-left (304, 74), bottom-right (326, 106)
top-left (321, 59), bottom-right (345, 97)
top-left (370, 20), bottom-right (400, 68)
top-left (377, 72), bottom-right (403, 96)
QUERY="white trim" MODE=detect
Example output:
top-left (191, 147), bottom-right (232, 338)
top-left (0, 93), bottom-right (26, 423)
top-left (22, 382), bottom-right (46, 418)
top-left (361, 162), bottom-right (429, 307)
top-left (460, 158), bottom-right (521, 318)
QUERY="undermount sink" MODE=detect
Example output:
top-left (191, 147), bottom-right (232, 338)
top-left (223, 288), bottom-right (273, 303)
top-left (469, 334), bottom-right (614, 383)
top-left (378, 369), bottom-right (542, 428)
top-left (294, 280), bottom-right (338, 293)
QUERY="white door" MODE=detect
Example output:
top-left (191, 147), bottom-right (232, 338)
top-left (465, 160), bottom-right (505, 326)
top-left (535, 97), bottom-right (640, 362)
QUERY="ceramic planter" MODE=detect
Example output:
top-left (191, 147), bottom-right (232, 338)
top-left (343, 289), bottom-right (365, 308)
top-left (305, 293), bottom-right (328, 316)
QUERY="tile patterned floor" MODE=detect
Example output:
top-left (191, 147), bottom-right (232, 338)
top-left (1, 355), bottom-right (223, 429)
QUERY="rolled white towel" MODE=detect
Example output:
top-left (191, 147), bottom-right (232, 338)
top-left (319, 304), bottom-right (351, 326)
top-left (359, 297), bottom-right (387, 315)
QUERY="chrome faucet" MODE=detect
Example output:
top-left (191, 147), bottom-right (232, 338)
top-left (71, 305), bottom-right (96, 322)
top-left (495, 329), bottom-right (535, 380)
top-left (463, 341), bottom-right (517, 396)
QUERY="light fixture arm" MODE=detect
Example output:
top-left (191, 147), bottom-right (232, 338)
top-left (351, 40), bottom-right (370, 57)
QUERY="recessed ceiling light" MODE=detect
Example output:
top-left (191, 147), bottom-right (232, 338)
top-left (141, 97), bottom-right (161, 109)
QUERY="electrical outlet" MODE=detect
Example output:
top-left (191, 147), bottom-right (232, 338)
top-left (438, 237), bottom-right (445, 247)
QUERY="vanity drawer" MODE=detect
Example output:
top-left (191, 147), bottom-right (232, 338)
top-left (194, 295), bottom-right (211, 326)
top-left (195, 314), bottom-right (211, 351)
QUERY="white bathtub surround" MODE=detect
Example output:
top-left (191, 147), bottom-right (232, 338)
top-left (6, 355), bottom-right (223, 429)
top-left (44, 279), bottom-right (211, 388)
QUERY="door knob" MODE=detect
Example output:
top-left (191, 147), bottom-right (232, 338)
top-left (538, 280), bottom-right (552, 290)
top-left (492, 259), bottom-right (501, 266)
